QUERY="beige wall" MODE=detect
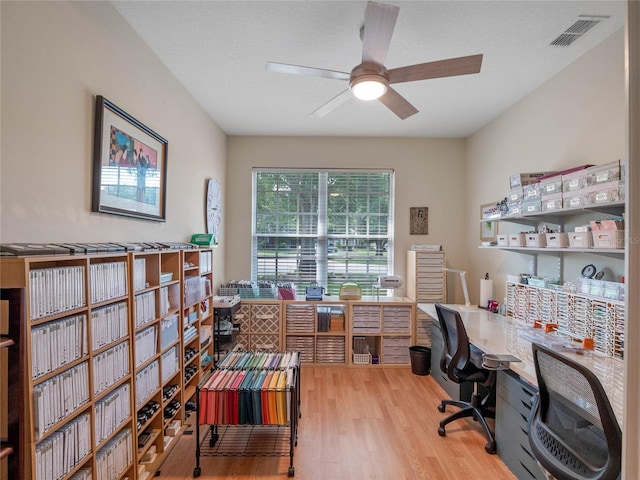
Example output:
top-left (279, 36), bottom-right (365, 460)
top-left (226, 136), bottom-right (470, 301)
top-left (0, 1), bottom-right (227, 287)
top-left (465, 28), bottom-right (626, 304)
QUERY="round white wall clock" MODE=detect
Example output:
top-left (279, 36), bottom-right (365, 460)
top-left (206, 178), bottom-right (222, 238)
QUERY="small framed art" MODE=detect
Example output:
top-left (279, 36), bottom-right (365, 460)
top-left (410, 207), bottom-right (428, 235)
top-left (480, 203), bottom-right (498, 241)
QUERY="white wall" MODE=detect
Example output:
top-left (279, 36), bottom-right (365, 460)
top-left (0, 1), bottom-right (228, 287)
top-left (226, 136), bottom-right (469, 301)
top-left (465, 28), bottom-right (626, 304)
top-left (0, 2), bottom-right (625, 304)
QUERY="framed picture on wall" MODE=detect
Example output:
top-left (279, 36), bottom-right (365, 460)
top-left (410, 207), bottom-right (428, 235)
top-left (480, 203), bottom-right (499, 241)
top-left (92, 95), bottom-right (168, 221)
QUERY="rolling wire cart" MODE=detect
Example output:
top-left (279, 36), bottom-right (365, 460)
top-left (193, 351), bottom-right (301, 477)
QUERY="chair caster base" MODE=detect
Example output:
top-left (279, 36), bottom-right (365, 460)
top-left (485, 441), bottom-right (496, 454)
top-left (438, 426), bottom-right (446, 437)
top-left (437, 403), bottom-right (446, 413)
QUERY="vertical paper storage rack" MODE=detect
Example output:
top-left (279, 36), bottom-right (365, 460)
top-left (194, 351), bottom-right (301, 477)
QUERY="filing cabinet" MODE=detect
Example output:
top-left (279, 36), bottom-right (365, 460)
top-left (495, 370), bottom-right (546, 480)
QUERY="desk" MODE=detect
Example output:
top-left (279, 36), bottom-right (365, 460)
top-left (418, 303), bottom-right (625, 424)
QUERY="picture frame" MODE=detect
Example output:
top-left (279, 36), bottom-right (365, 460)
top-left (480, 203), bottom-right (499, 241)
top-left (92, 95), bottom-right (168, 221)
top-left (409, 207), bottom-right (428, 235)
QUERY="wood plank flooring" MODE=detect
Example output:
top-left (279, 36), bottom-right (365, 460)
top-left (156, 365), bottom-right (516, 480)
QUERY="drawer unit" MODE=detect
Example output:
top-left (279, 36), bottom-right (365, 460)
top-left (496, 370), bottom-right (545, 480)
top-left (406, 250), bottom-right (446, 348)
top-left (414, 311), bottom-right (432, 345)
top-left (382, 336), bottom-right (410, 364)
top-left (236, 301), bottom-right (283, 352)
top-left (285, 335), bottom-right (315, 363)
top-left (249, 333), bottom-right (279, 352)
top-left (250, 304), bottom-right (280, 333)
top-left (234, 304), bottom-right (251, 330)
top-left (285, 304), bottom-right (315, 333)
top-left (235, 333), bottom-right (249, 350)
top-left (352, 305), bottom-right (381, 333)
top-left (382, 306), bottom-right (411, 333)
top-left (315, 336), bottom-right (346, 364)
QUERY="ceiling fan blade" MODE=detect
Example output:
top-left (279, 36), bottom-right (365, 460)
top-left (378, 87), bottom-right (418, 120)
top-left (310, 89), bottom-right (353, 118)
top-left (388, 54), bottom-right (483, 84)
top-left (266, 62), bottom-right (350, 81)
top-left (362, 1), bottom-right (399, 66)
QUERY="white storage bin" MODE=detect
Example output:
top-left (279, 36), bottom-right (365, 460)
top-left (577, 278), bottom-right (591, 295)
top-left (592, 230), bottom-right (625, 249)
top-left (563, 190), bottom-right (593, 209)
top-left (523, 183), bottom-right (541, 200)
top-left (521, 200), bottom-right (542, 215)
top-left (545, 232), bottom-right (569, 248)
top-left (496, 234), bottom-right (509, 246)
top-left (510, 172), bottom-right (554, 189)
top-left (603, 281), bottom-right (624, 301)
top-left (506, 202), bottom-right (522, 217)
top-left (568, 231), bottom-right (593, 248)
top-left (539, 176), bottom-right (563, 195)
top-left (590, 181), bottom-right (622, 205)
top-left (589, 280), bottom-right (605, 297)
top-left (525, 233), bottom-right (546, 248)
top-left (506, 187), bottom-right (524, 202)
top-left (541, 193), bottom-right (563, 212)
top-left (562, 170), bottom-right (589, 192)
top-left (587, 161), bottom-right (620, 186)
top-left (508, 234), bottom-right (526, 247)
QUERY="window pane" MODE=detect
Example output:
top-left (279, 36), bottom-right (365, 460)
top-left (253, 169), bottom-right (393, 295)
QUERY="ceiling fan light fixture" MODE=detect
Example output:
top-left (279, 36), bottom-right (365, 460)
top-left (351, 75), bottom-right (388, 101)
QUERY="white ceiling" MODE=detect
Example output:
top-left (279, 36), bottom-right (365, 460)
top-left (112, 0), bottom-right (625, 138)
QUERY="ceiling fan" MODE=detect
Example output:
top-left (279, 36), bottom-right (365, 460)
top-left (266, 1), bottom-right (483, 120)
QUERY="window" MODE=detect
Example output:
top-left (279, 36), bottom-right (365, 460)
top-left (252, 169), bottom-right (394, 295)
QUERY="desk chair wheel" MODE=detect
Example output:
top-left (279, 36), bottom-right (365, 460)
top-left (438, 426), bottom-right (446, 437)
top-left (437, 403), bottom-right (446, 413)
top-left (485, 441), bottom-right (496, 454)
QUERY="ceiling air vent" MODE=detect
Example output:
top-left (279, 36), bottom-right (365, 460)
top-left (550, 15), bottom-right (610, 47)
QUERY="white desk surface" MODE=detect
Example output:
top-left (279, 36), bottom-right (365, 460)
top-left (418, 303), bottom-right (625, 424)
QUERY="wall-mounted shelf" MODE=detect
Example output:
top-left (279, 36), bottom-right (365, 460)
top-left (482, 201), bottom-right (624, 224)
top-left (479, 245), bottom-right (624, 257)
top-left (479, 199), bottom-right (624, 283)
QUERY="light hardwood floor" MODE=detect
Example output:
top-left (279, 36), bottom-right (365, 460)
top-left (157, 365), bottom-right (516, 479)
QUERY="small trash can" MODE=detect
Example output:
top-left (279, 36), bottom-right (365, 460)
top-left (409, 346), bottom-right (431, 376)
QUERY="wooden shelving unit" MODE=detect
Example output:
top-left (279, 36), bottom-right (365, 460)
top-left (1, 288), bottom-right (25, 480)
top-left (0, 244), bottom-right (214, 480)
top-left (0, 253), bottom-right (136, 480)
top-left (181, 248), bottom-right (214, 434)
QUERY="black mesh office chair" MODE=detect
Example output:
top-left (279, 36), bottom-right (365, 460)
top-left (434, 303), bottom-right (496, 454)
top-left (528, 342), bottom-right (622, 480)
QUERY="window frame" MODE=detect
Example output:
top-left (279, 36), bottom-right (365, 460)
top-left (251, 168), bottom-right (395, 296)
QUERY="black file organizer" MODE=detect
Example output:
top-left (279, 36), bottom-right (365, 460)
top-left (193, 351), bottom-right (301, 477)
